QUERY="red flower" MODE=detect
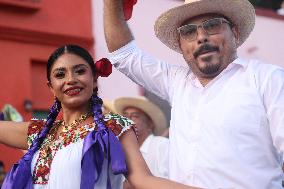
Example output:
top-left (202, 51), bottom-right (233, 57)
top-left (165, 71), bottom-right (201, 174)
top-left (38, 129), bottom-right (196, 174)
top-left (95, 58), bottom-right (112, 77)
top-left (123, 0), bottom-right (137, 20)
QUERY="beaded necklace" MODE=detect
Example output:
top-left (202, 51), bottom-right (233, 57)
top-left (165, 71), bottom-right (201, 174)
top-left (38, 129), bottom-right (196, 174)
top-left (61, 112), bottom-right (93, 132)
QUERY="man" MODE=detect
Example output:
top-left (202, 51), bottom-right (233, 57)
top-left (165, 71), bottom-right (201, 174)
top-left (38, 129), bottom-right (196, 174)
top-left (113, 97), bottom-right (169, 182)
top-left (103, 0), bottom-right (284, 188)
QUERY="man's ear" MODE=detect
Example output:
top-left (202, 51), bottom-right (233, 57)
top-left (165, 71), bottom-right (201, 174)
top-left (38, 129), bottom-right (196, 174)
top-left (232, 26), bottom-right (240, 44)
top-left (148, 119), bottom-right (155, 132)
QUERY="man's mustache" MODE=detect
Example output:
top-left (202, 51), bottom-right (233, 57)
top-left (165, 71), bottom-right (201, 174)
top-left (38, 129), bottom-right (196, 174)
top-left (193, 44), bottom-right (219, 58)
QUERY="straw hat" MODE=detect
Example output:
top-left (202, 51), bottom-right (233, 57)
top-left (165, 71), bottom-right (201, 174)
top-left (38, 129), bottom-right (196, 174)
top-left (113, 96), bottom-right (167, 135)
top-left (102, 99), bottom-right (117, 114)
top-left (154, 0), bottom-right (255, 53)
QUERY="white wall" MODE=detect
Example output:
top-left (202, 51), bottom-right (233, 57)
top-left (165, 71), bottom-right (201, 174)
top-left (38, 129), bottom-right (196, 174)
top-left (92, 0), bottom-right (284, 100)
top-left (239, 15), bottom-right (284, 67)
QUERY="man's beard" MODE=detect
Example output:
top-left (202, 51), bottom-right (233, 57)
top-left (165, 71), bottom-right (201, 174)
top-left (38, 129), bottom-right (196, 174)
top-left (192, 43), bottom-right (221, 77)
top-left (198, 56), bottom-right (221, 76)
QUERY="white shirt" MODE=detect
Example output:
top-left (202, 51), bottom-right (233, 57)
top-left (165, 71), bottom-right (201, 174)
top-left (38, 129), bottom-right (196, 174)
top-left (140, 134), bottom-right (169, 179)
top-left (109, 41), bottom-right (284, 189)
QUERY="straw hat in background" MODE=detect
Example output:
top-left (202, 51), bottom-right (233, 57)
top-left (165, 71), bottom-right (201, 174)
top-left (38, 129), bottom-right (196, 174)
top-left (102, 99), bottom-right (117, 114)
top-left (154, 0), bottom-right (255, 53)
top-left (113, 96), bottom-right (167, 136)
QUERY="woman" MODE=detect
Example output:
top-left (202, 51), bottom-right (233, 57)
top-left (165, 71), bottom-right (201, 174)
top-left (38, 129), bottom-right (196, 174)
top-left (0, 45), bottom-right (198, 189)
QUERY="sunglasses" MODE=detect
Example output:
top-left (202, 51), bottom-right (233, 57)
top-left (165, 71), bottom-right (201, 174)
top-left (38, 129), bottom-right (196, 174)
top-left (177, 18), bottom-right (232, 42)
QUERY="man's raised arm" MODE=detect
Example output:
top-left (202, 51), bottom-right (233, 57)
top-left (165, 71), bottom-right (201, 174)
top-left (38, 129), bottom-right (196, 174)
top-left (103, 0), bottom-right (134, 52)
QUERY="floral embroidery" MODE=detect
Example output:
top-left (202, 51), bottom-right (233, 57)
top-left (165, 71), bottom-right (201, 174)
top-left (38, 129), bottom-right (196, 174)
top-left (32, 122), bottom-right (95, 184)
top-left (27, 120), bottom-right (45, 148)
top-left (104, 113), bottom-right (134, 138)
top-left (27, 113), bottom-right (134, 185)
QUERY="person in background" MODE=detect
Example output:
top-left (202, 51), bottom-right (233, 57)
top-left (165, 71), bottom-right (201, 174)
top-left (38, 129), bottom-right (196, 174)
top-left (0, 104), bottom-right (23, 122)
top-left (283, 163), bottom-right (284, 187)
top-left (277, 0), bottom-right (284, 15)
top-left (114, 96), bottom-right (169, 189)
top-left (0, 112), bottom-right (4, 121)
top-left (0, 160), bottom-right (5, 188)
top-left (103, 0), bottom-right (284, 188)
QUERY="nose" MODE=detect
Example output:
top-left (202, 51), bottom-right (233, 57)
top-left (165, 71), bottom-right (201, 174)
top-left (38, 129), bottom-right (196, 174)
top-left (66, 72), bottom-right (77, 84)
top-left (196, 27), bottom-right (209, 44)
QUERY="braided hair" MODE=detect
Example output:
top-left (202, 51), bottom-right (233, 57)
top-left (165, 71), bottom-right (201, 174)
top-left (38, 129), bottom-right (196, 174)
top-left (29, 99), bottom-right (61, 153)
top-left (91, 94), bottom-right (105, 131)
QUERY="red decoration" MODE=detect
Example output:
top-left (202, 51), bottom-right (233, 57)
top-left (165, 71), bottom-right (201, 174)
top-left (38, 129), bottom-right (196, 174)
top-left (95, 58), bottom-right (112, 77)
top-left (123, 0), bottom-right (137, 20)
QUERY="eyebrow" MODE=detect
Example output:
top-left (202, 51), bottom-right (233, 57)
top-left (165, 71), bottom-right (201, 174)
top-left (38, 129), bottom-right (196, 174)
top-left (73, 64), bottom-right (89, 70)
top-left (52, 64), bottom-right (89, 73)
top-left (52, 67), bottom-right (65, 74)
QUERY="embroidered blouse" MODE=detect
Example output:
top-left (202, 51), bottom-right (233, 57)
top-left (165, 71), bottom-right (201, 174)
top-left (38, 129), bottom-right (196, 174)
top-left (27, 113), bottom-right (134, 189)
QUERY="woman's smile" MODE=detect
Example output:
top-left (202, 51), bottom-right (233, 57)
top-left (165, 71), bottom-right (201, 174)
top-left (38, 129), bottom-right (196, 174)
top-left (64, 86), bottom-right (84, 96)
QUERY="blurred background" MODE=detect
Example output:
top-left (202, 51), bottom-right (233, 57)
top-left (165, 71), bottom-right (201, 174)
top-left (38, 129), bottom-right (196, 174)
top-left (0, 0), bottom-right (283, 171)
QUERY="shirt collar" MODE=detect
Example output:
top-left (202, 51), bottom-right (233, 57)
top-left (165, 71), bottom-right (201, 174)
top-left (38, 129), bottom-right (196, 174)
top-left (187, 57), bottom-right (248, 83)
top-left (231, 57), bottom-right (248, 69)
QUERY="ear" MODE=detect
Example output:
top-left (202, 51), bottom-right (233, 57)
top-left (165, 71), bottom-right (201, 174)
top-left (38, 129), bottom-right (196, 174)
top-left (148, 119), bottom-right (155, 132)
top-left (93, 77), bottom-right (98, 91)
top-left (232, 26), bottom-right (240, 44)
top-left (47, 81), bottom-right (55, 95)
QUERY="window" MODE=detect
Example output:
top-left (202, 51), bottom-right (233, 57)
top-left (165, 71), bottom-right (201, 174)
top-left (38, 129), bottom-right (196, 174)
top-left (33, 110), bottom-right (49, 120)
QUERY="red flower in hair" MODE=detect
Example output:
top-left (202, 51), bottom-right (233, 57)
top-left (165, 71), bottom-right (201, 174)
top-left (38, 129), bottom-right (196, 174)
top-left (95, 58), bottom-right (112, 77)
top-left (123, 0), bottom-right (137, 20)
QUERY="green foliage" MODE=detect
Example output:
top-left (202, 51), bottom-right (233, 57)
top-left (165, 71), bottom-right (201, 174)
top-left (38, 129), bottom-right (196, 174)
top-left (249, 0), bottom-right (283, 10)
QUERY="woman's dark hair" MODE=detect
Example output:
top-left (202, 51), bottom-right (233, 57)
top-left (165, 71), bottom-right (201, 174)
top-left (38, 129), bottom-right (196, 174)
top-left (47, 44), bottom-right (96, 82)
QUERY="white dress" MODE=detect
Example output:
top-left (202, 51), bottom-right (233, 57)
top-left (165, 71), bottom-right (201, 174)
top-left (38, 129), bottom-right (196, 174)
top-left (28, 113), bottom-right (133, 189)
top-left (31, 140), bottom-right (123, 189)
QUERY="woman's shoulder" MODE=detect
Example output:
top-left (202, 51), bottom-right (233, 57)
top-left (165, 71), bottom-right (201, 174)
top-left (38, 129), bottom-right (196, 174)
top-left (103, 113), bottom-right (134, 138)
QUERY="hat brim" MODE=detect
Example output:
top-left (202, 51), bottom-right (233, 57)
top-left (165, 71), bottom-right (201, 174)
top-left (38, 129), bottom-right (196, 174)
top-left (114, 97), bottom-right (167, 135)
top-left (103, 99), bottom-right (116, 114)
top-left (154, 0), bottom-right (255, 53)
